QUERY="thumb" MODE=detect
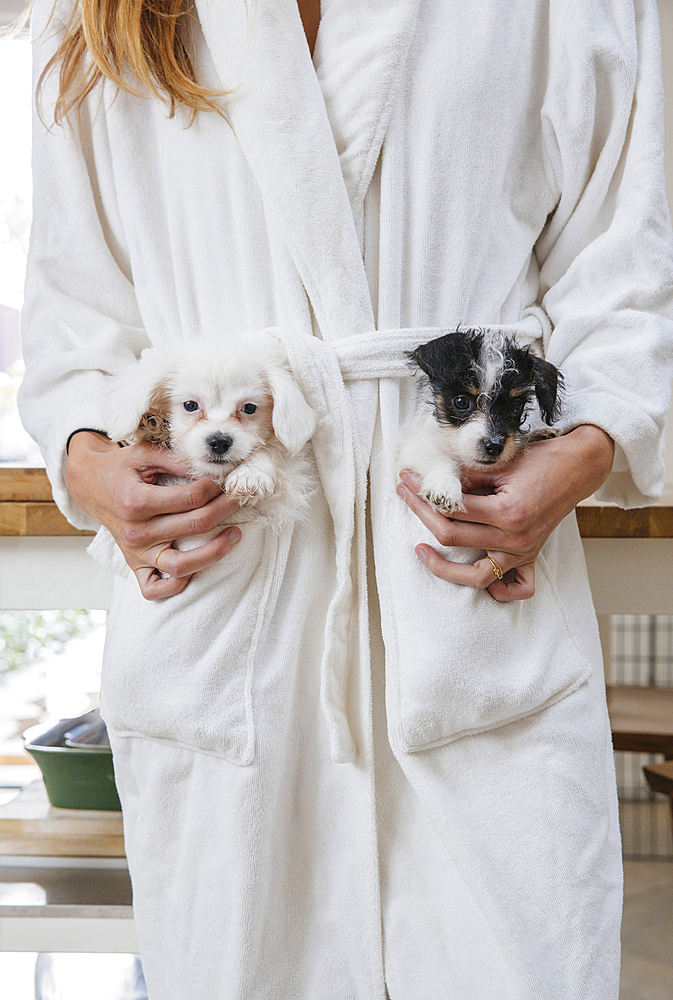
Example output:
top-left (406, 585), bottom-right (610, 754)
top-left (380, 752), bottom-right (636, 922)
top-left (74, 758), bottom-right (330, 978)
top-left (460, 470), bottom-right (498, 494)
top-left (132, 441), bottom-right (196, 479)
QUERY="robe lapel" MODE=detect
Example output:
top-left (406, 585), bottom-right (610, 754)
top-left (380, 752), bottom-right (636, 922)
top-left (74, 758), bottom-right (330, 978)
top-left (194, 0), bottom-right (419, 340)
top-left (314, 0), bottom-right (420, 221)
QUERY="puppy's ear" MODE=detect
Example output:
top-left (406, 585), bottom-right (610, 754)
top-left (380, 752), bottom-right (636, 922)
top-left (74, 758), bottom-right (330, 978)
top-left (408, 330), bottom-right (482, 381)
top-left (408, 337), bottom-right (453, 379)
top-left (104, 348), bottom-right (174, 445)
top-left (532, 357), bottom-right (564, 425)
top-left (408, 342), bottom-right (438, 378)
top-left (266, 366), bottom-right (317, 456)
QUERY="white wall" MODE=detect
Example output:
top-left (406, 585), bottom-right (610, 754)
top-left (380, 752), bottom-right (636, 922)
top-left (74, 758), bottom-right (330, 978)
top-left (0, 0), bottom-right (25, 27)
top-left (658, 0), bottom-right (673, 481)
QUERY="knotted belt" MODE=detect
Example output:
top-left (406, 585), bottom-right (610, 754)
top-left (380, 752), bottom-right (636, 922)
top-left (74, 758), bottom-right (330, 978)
top-left (267, 326), bottom-right (448, 763)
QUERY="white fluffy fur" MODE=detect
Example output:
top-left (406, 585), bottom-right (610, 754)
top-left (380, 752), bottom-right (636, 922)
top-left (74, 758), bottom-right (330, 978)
top-left (398, 408), bottom-right (484, 514)
top-left (398, 403), bottom-right (539, 515)
top-left (104, 332), bottom-right (317, 533)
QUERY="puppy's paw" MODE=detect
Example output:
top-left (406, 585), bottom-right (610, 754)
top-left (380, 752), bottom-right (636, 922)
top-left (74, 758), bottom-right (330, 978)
top-left (225, 468), bottom-right (276, 505)
top-left (424, 491), bottom-right (466, 515)
top-left (419, 475), bottom-right (465, 515)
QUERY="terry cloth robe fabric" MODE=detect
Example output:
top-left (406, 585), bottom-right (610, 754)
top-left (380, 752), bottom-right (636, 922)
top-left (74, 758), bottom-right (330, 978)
top-left (19, 0), bottom-right (673, 997)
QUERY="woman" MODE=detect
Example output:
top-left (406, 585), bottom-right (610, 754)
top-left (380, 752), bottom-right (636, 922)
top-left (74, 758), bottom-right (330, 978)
top-left (19, 0), bottom-right (673, 996)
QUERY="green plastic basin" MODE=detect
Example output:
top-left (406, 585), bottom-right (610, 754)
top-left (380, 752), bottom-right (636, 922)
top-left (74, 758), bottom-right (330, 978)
top-left (22, 716), bottom-right (121, 812)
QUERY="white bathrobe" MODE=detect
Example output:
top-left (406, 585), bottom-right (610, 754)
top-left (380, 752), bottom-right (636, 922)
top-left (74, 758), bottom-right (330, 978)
top-left (19, 0), bottom-right (673, 997)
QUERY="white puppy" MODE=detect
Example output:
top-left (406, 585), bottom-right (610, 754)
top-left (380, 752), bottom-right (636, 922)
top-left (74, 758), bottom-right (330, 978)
top-left (103, 332), bottom-right (317, 530)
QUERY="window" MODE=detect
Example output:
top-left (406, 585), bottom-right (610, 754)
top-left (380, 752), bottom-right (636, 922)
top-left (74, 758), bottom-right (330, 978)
top-left (0, 27), bottom-right (40, 463)
top-left (0, 610), bottom-right (107, 764)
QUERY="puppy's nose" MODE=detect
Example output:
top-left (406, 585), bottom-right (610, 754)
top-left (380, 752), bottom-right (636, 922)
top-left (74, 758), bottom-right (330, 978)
top-left (482, 436), bottom-right (506, 458)
top-left (207, 433), bottom-right (233, 456)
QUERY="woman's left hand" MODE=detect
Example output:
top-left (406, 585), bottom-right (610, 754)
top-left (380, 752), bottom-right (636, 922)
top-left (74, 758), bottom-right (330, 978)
top-left (396, 424), bottom-right (615, 603)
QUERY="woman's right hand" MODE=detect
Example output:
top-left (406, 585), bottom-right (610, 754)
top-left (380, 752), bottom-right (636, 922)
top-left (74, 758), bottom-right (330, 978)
top-left (66, 431), bottom-right (242, 601)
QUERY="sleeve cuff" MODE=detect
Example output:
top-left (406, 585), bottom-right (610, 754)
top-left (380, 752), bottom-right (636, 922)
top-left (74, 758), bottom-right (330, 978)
top-left (554, 389), bottom-right (666, 509)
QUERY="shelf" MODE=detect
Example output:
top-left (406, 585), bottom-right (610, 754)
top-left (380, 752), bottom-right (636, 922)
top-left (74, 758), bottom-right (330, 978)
top-left (2, 467), bottom-right (673, 538)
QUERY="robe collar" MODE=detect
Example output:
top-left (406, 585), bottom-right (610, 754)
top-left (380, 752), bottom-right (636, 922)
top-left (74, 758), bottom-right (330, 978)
top-left (194, 0), bottom-right (420, 340)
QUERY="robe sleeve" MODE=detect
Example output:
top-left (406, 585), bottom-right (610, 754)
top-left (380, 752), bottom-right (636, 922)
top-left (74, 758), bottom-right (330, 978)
top-left (17, 0), bottom-right (148, 530)
top-left (536, 0), bottom-right (673, 508)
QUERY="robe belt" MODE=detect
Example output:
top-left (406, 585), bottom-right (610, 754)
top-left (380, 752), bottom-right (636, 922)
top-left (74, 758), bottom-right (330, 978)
top-left (267, 326), bottom-right (446, 763)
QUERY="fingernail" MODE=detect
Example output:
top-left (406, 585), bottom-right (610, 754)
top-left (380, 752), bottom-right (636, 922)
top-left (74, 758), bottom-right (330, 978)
top-left (415, 546), bottom-right (427, 563)
top-left (396, 484), bottom-right (406, 497)
top-left (399, 470), bottom-right (412, 484)
top-left (227, 527), bottom-right (241, 545)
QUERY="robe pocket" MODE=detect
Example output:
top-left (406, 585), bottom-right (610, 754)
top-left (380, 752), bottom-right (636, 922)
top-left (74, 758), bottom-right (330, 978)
top-left (100, 521), bottom-right (282, 764)
top-left (381, 504), bottom-right (593, 754)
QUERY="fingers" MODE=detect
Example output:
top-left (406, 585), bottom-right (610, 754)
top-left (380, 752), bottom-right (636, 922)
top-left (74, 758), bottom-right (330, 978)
top-left (397, 469), bottom-right (541, 561)
top-left (66, 434), bottom-right (228, 528)
top-left (415, 546), bottom-right (511, 588)
top-left (131, 441), bottom-right (202, 480)
top-left (135, 566), bottom-right (192, 601)
top-left (397, 482), bottom-right (514, 552)
top-left (116, 475), bottom-right (228, 520)
top-left (114, 492), bottom-right (241, 555)
top-left (398, 469), bottom-right (503, 529)
top-left (142, 491), bottom-right (242, 541)
top-left (399, 467), bottom-right (498, 501)
top-left (153, 529), bottom-right (242, 579)
top-left (397, 468), bottom-right (542, 601)
top-left (415, 544), bottom-right (537, 603)
top-left (135, 528), bottom-right (242, 601)
top-left (399, 464), bottom-right (541, 537)
top-left (66, 436), bottom-right (247, 601)
top-left (487, 561), bottom-right (536, 603)
top-left (459, 470), bottom-right (500, 494)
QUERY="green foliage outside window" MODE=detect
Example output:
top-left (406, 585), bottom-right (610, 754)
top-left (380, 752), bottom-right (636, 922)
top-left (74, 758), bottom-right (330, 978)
top-left (0, 610), bottom-right (100, 675)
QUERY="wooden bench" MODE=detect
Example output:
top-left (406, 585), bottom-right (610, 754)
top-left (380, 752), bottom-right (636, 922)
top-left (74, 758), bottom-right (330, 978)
top-left (643, 760), bottom-right (673, 833)
top-left (606, 685), bottom-right (673, 760)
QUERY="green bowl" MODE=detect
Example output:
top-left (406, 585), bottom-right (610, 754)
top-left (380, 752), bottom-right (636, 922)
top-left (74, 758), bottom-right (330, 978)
top-left (23, 715), bottom-right (121, 812)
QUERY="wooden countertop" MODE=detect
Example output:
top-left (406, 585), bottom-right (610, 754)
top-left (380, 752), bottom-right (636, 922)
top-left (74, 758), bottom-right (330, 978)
top-left (577, 485), bottom-right (673, 538)
top-left (0, 467), bottom-right (93, 537)
top-left (0, 780), bottom-right (125, 858)
top-left (2, 467), bottom-right (673, 538)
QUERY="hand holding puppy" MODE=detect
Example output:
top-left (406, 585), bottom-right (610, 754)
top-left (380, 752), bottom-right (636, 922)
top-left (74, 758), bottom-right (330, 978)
top-left (103, 333), bottom-right (316, 528)
top-left (397, 424), bottom-right (614, 602)
top-left (74, 332), bottom-right (316, 602)
top-left (397, 329), bottom-right (614, 602)
top-left (66, 431), bottom-right (242, 601)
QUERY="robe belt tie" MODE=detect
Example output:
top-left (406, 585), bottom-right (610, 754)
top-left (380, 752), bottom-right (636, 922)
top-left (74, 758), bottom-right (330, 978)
top-left (329, 327), bottom-right (445, 381)
top-left (266, 326), bottom-right (446, 763)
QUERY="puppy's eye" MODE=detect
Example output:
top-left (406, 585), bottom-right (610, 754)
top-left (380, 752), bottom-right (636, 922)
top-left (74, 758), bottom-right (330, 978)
top-left (452, 395), bottom-right (473, 412)
top-left (183, 400), bottom-right (199, 413)
top-left (242, 403), bottom-right (257, 415)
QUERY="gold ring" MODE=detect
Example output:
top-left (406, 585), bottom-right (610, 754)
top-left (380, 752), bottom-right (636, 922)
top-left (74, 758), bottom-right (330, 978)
top-left (155, 545), bottom-right (172, 572)
top-left (487, 556), bottom-right (504, 580)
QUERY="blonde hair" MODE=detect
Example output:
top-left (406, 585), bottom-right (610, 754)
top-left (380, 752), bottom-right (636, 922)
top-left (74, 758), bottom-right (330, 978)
top-left (29, 0), bottom-right (227, 125)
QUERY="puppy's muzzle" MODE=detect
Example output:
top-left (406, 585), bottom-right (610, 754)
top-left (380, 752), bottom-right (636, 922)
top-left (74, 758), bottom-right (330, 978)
top-left (207, 433), bottom-right (234, 457)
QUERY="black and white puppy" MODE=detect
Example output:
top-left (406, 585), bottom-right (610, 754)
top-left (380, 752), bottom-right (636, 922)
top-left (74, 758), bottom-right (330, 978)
top-left (399, 329), bottom-right (563, 514)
